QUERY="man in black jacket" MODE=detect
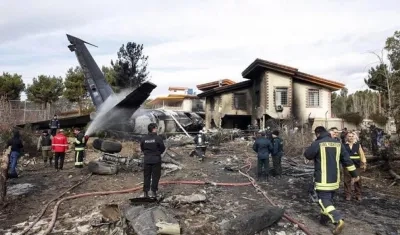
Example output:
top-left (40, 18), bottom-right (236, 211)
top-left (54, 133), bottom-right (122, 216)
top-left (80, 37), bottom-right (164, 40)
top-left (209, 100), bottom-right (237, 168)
top-left (252, 131), bottom-right (273, 181)
top-left (140, 123), bottom-right (166, 198)
top-left (49, 115), bottom-right (60, 136)
top-left (304, 126), bottom-right (359, 234)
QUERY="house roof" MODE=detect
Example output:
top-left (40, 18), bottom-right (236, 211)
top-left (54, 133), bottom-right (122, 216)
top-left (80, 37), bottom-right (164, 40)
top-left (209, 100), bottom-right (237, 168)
top-left (168, 86), bottom-right (188, 91)
top-left (196, 79), bottom-right (236, 91)
top-left (148, 94), bottom-right (199, 105)
top-left (241, 58), bottom-right (345, 90)
top-left (197, 80), bottom-right (252, 98)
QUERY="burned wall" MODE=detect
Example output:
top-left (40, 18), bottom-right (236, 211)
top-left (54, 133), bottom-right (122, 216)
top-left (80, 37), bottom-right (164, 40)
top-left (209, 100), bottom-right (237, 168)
top-left (292, 81), bottom-right (331, 122)
top-left (205, 87), bottom-right (253, 129)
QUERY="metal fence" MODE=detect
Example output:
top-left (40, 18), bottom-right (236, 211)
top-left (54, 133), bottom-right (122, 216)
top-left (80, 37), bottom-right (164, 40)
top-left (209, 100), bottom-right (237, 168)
top-left (3, 98), bottom-right (92, 124)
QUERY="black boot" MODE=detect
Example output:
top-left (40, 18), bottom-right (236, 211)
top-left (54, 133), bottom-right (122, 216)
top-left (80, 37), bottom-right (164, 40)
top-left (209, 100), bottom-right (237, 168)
top-left (143, 191), bottom-right (149, 198)
top-left (49, 158), bottom-right (53, 167)
top-left (319, 214), bottom-right (330, 225)
top-left (149, 191), bottom-right (157, 198)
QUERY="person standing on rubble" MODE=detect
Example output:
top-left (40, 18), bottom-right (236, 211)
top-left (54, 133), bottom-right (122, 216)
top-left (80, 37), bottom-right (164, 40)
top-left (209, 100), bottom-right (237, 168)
top-left (191, 128), bottom-right (208, 161)
top-left (37, 130), bottom-right (53, 167)
top-left (73, 128), bottom-right (85, 168)
top-left (343, 131), bottom-right (367, 201)
top-left (52, 129), bottom-right (69, 171)
top-left (6, 130), bottom-right (24, 178)
top-left (49, 114), bottom-right (60, 137)
top-left (304, 126), bottom-right (359, 235)
top-left (252, 131), bottom-right (273, 182)
top-left (140, 123), bottom-right (166, 198)
top-left (271, 130), bottom-right (283, 178)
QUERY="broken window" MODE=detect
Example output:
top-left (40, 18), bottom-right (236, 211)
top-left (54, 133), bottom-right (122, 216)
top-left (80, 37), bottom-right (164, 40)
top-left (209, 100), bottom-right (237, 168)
top-left (275, 88), bottom-right (288, 106)
top-left (233, 93), bottom-right (246, 110)
top-left (308, 89), bottom-right (320, 107)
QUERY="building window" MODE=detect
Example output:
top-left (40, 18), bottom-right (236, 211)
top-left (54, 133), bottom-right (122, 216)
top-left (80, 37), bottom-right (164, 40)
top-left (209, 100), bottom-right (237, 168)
top-left (275, 88), bottom-right (288, 106)
top-left (308, 89), bottom-right (320, 107)
top-left (233, 93), bottom-right (246, 110)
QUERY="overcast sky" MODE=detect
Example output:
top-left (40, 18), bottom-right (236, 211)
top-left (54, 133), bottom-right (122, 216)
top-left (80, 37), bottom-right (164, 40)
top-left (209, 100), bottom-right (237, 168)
top-left (1, 0), bottom-right (399, 99)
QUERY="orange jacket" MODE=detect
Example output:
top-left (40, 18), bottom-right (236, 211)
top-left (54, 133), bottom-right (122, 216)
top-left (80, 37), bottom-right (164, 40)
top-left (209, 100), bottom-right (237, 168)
top-left (52, 133), bottom-right (68, 153)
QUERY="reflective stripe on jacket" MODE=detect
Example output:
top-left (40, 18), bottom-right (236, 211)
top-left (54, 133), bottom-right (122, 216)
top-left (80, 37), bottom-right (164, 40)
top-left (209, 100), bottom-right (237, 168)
top-left (74, 132), bottom-right (85, 151)
top-left (304, 131), bottom-right (357, 191)
top-left (52, 133), bottom-right (68, 152)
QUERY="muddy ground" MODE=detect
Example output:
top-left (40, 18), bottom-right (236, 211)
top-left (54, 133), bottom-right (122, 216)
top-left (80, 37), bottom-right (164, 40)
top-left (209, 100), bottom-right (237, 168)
top-left (0, 139), bottom-right (399, 235)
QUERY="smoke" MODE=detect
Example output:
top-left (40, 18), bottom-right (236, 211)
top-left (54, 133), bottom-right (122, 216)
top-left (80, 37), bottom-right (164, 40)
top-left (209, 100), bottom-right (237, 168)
top-left (84, 89), bottom-right (133, 136)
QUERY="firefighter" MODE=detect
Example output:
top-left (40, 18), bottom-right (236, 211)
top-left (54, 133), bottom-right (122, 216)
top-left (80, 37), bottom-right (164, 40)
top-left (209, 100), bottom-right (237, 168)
top-left (51, 129), bottom-right (68, 171)
top-left (49, 114), bottom-right (60, 136)
top-left (252, 131), bottom-right (273, 181)
top-left (271, 130), bottom-right (283, 178)
top-left (343, 131), bottom-right (367, 201)
top-left (140, 123), bottom-right (166, 198)
top-left (37, 130), bottom-right (53, 167)
top-left (304, 126), bottom-right (359, 235)
top-left (73, 128), bottom-right (85, 168)
top-left (191, 128), bottom-right (208, 161)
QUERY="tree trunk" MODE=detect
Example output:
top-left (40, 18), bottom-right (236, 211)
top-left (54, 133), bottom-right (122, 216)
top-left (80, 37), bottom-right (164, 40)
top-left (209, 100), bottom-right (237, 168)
top-left (0, 147), bottom-right (11, 203)
top-left (78, 101), bottom-right (82, 115)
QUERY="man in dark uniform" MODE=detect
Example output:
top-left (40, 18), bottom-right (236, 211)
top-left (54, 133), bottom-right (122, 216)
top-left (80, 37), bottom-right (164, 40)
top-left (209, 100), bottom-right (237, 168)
top-left (49, 114), bottom-right (60, 136)
top-left (304, 126), bottom-right (359, 235)
top-left (140, 123), bottom-right (166, 198)
top-left (271, 130), bottom-right (284, 178)
top-left (252, 131), bottom-right (273, 181)
top-left (73, 128), bottom-right (85, 168)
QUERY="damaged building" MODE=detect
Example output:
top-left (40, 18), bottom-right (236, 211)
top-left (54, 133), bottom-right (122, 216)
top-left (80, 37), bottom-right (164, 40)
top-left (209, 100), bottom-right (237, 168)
top-left (197, 59), bottom-right (344, 130)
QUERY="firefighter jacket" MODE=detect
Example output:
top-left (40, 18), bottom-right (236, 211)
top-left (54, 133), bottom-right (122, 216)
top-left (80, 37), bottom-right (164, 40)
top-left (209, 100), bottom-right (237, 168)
top-left (140, 132), bottom-right (166, 164)
top-left (344, 142), bottom-right (367, 168)
top-left (52, 133), bottom-right (68, 153)
top-left (304, 131), bottom-right (358, 191)
top-left (74, 132), bottom-right (85, 151)
top-left (49, 119), bottom-right (60, 129)
top-left (194, 133), bottom-right (207, 147)
top-left (37, 134), bottom-right (52, 151)
top-left (252, 137), bottom-right (273, 160)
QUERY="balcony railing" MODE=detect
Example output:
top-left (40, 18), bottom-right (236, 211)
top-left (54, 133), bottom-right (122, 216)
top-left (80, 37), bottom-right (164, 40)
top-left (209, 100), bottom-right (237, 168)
top-left (153, 105), bottom-right (184, 111)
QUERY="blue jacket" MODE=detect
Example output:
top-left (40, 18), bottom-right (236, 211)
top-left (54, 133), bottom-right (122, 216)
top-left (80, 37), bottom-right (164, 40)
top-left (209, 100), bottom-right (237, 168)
top-left (253, 137), bottom-right (273, 159)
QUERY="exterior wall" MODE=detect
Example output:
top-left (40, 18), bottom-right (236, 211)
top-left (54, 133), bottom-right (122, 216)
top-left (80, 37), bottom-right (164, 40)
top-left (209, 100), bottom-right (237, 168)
top-left (204, 87), bottom-right (252, 129)
top-left (169, 89), bottom-right (187, 95)
top-left (153, 98), bottom-right (204, 112)
top-left (292, 81), bottom-right (331, 122)
top-left (266, 71), bottom-right (292, 118)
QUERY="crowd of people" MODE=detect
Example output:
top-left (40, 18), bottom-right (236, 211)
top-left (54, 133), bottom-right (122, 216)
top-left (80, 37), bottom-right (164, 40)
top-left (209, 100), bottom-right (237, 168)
top-left (5, 113), bottom-right (89, 178)
top-left (3, 117), bottom-right (381, 234)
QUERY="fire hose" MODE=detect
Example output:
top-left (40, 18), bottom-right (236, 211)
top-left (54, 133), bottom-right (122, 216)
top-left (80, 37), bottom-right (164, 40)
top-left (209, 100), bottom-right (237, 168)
top-left (21, 179), bottom-right (251, 235)
top-left (239, 153), bottom-right (313, 235)
top-left (21, 159), bottom-right (312, 235)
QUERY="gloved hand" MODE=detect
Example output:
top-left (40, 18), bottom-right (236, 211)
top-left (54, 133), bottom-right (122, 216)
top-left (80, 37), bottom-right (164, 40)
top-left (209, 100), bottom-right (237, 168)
top-left (360, 162), bottom-right (367, 172)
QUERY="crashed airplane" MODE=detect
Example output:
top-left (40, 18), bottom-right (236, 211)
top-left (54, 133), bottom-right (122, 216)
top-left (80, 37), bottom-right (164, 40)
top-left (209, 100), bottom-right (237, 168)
top-left (66, 34), bottom-right (203, 137)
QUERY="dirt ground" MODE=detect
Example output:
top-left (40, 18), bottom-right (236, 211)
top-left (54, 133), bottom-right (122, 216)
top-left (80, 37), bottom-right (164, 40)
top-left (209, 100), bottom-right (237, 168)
top-left (0, 139), bottom-right (399, 235)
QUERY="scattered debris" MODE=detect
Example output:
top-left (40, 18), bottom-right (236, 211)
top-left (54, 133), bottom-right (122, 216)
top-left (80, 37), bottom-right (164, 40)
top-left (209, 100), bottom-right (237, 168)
top-left (123, 205), bottom-right (181, 235)
top-left (220, 207), bottom-right (285, 235)
top-left (7, 183), bottom-right (35, 196)
top-left (164, 193), bottom-right (207, 204)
